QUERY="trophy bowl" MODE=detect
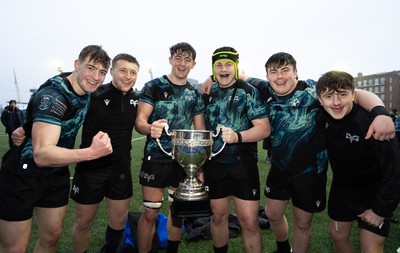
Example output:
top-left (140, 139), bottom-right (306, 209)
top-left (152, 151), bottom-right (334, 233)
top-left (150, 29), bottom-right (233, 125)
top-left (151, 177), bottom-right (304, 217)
top-left (156, 124), bottom-right (225, 218)
top-left (170, 130), bottom-right (213, 218)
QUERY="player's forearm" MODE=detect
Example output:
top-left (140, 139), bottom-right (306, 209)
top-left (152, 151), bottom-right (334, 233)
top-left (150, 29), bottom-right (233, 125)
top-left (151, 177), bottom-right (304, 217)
top-left (33, 146), bottom-right (96, 167)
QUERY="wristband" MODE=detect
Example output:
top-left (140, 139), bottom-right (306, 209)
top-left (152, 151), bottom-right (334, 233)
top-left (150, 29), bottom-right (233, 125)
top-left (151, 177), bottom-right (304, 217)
top-left (235, 131), bottom-right (242, 143)
top-left (369, 106), bottom-right (391, 120)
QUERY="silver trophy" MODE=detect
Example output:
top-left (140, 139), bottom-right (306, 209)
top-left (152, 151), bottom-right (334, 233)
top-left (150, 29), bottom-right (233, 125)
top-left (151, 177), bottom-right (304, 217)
top-left (157, 123), bottom-right (225, 218)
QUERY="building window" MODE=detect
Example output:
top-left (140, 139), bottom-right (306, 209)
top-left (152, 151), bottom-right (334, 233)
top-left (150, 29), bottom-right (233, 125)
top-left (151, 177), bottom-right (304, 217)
top-left (380, 94), bottom-right (385, 101)
top-left (381, 86), bottom-right (385, 92)
top-left (390, 85), bottom-right (392, 92)
top-left (358, 81), bottom-right (362, 87)
top-left (381, 78), bottom-right (385, 85)
top-left (369, 79), bottom-right (373, 85)
top-left (363, 80), bottom-right (367, 87)
top-left (374, 86), bottom-right (379, 93)
top-left (375, 78), bottom-right (379, 84)
top-left (369, 87), bottom-right (373, 92)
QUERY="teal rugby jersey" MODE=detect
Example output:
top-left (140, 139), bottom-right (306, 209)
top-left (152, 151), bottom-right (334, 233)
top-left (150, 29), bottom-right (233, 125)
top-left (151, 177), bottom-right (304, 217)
top-left (205, 79), bottom-right (267, 164)
top-left (139, 75), bottom-right (205, 162)
top-left (3, 73), bottom-right (90, 176)
top-left (248, 78), bottom-right (328, 176)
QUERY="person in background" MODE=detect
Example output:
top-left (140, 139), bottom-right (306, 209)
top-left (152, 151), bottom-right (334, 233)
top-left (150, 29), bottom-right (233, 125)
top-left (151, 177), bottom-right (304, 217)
top-left (203, 46), bottom-right (270, 253)
top-left (135, 42), bottom-right (205, 253)
top-left (202, 52), bottom-right (395, 253)
top-left (1, 99), bottom-right (24, 148)
top-left (0, 45), bottom-right (112, 253)
top-left (316, 70), bottom-right (400, 253)
top-left (71, 53), bottom-right (140, 253)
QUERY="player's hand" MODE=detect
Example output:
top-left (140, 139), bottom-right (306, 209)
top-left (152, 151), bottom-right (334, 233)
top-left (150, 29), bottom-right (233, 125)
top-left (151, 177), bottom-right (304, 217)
top-left (90, 131), bottom-right (113, 158)
top-left (221, 127), bottom-right (238, 144)
top-left (151, 119), bottom-right (167, 139)
top-left (11, 127), bottom-right (26, 146)
top-left (201, 76), bottom-right (213, 95)
top-left (365, 115), bottom-right (395, 141)
top-left (357, 209), bottom-right (385, 228)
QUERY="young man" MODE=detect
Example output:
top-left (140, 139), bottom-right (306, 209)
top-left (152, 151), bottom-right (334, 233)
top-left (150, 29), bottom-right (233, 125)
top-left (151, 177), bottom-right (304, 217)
top-left (245, 53), bottom-right (395, 253)
top-left (316, 70), bottom-right (400, 253)
top-left (70, 53), bottom-right (140, 253)
top-left (0, 45), bottom-right (112, 253)
top-left (1, 99), bottom-right (24, 148)
top-left (203, 46), bottom-right (270, 253)
top-left (135, 42), bottom-right (205, 253)
top-left (201, 52), bottom-right (395, 253)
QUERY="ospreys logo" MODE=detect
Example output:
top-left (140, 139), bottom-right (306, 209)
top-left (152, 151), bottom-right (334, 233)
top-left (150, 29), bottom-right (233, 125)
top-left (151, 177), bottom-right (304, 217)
top-left (72, 184), bottom-right (80, 195)
top-left (345, 133), bottom-right (359, 143)
top-left (130, 99), bottom-right (138, 106)
top-left (140, 171), bottom-right (155, 182)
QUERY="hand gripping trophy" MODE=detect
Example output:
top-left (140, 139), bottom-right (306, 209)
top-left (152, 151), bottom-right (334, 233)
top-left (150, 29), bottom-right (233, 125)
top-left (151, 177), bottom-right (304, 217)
top-left (157, 123), bottom-right (225, 218)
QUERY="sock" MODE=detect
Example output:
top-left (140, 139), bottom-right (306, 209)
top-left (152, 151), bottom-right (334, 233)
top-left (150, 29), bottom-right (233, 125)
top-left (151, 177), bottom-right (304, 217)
top-left (214, 244), bottom-right (228, 253)
top-left (276, 239), bottom-right (291, 252)
top-left (100, 225), bottom-right (123, 253)
top-left (166, 240), bottom-right (180, 253)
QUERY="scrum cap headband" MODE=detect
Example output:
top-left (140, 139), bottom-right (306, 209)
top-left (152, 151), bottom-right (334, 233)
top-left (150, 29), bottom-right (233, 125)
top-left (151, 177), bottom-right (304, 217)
top-left (212, 51), bottom-right (239, 81)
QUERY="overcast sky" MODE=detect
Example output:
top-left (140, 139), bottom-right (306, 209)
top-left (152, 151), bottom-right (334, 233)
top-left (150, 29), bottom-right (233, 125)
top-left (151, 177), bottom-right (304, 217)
top-left (0, 0), bottom-right (399, 107)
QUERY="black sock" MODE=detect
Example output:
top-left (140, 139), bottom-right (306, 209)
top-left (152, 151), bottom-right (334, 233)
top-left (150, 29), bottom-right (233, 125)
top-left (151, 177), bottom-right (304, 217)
top-left (276, 239), bottom-right (291, 252)
top-left (166, 240), bottom-right (180, 253)
top-left (100, 225), bottom-right (123, 253)
top-left (214, 244), bottom-right (228, 253)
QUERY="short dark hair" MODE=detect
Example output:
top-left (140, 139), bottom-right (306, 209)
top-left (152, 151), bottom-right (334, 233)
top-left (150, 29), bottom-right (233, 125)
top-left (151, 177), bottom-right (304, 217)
top-left (265, 52), bottom-right (297, 73)
top-left (9, 100), bottom-right (16, 105)
top-left (316, 71), bottom-right (354, 96)
top-left (78, 45), bottom-right (111, 70)
top-left (169, 42), bottom-right (196, 60)
top-left (112, 53), bottom-right (140, 68)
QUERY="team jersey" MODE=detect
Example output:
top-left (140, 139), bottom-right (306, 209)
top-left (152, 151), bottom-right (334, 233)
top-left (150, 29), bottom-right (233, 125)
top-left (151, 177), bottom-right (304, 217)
top-left (139, 75), bottom-right (205, 162)
top-left (205, 79), bottom-right (267, 164)
top-left (322, 104), bottom-right (400, 217)
top-left (2, 73), bottom-right (90, 176)
top-left (247, 77), bottom-right (327, 176)
top-left (76, 82), bottom-right (139, 168)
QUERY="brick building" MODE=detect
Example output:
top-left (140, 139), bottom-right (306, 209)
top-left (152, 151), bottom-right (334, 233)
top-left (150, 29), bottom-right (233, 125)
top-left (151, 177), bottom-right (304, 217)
top-left (354, 71), bottom-right (400, 112)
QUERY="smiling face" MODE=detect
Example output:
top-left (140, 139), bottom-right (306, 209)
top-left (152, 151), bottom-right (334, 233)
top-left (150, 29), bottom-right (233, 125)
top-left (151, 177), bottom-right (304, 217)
top-left (168, 51), bottom-right (196, 84)
top-left (319, 88), bottom-right (355, 120)
top-left (73, 57), bottom-right (108, 95)
top-left (110, 59), bottom-right (139, 94)
top-left (266, 63), bottom-right (298, 96)
top-left (213, 60), bottom-right (236, 88)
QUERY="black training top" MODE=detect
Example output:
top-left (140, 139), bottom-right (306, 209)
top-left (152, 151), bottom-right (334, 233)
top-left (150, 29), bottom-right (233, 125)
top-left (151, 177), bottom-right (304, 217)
top-left (322, 103), bottom-right (400, 217)
top-left (76, 82), bottom-right (139, 168)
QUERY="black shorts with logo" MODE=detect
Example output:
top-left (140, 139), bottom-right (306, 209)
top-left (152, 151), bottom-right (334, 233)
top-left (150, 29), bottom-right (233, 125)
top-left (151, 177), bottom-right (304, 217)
top-left (204, 161), bottom-right (260, 201)
top-left (139, 160), bottom-right (186, 189)
top-left (70, 161), bottom-right (133, 204)
top-left (264, 167), bottom-right (327, 213)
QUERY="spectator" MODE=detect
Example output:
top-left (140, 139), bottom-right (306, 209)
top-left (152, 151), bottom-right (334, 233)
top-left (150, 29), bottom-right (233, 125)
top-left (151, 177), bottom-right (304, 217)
top-left (1, 99), bottom-right (24, 148)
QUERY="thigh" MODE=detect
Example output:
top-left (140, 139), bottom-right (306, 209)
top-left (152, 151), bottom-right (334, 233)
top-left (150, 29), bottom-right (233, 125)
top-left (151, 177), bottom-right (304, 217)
top-left (264, 167), bottom-right (292, 200)
top-left (0, 219), bottom-right (32, 251)
top-left (35, 206), bottom-right (68, 236)
top-left (106, 198), bottom-right (131, 228)
top-left (360, 228), bottom-right (385, 252)
top-left (234, 197), bottom-right (259, 226)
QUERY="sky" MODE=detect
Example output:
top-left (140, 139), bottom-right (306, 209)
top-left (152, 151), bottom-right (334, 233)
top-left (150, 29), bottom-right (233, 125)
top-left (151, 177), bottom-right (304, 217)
top-left (0, 0), bottom-right (399, 108)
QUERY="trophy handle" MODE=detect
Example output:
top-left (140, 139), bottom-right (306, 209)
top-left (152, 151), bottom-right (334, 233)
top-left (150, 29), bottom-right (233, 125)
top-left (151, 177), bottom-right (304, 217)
top-left (156, 122), bottom-right (174, 159)
top-left (209, 124), bottom-right (226, 160)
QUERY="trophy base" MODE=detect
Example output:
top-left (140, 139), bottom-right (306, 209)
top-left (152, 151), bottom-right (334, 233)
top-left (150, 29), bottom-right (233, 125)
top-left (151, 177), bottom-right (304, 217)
top-left (171, 199), bottom-right (212, 218)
